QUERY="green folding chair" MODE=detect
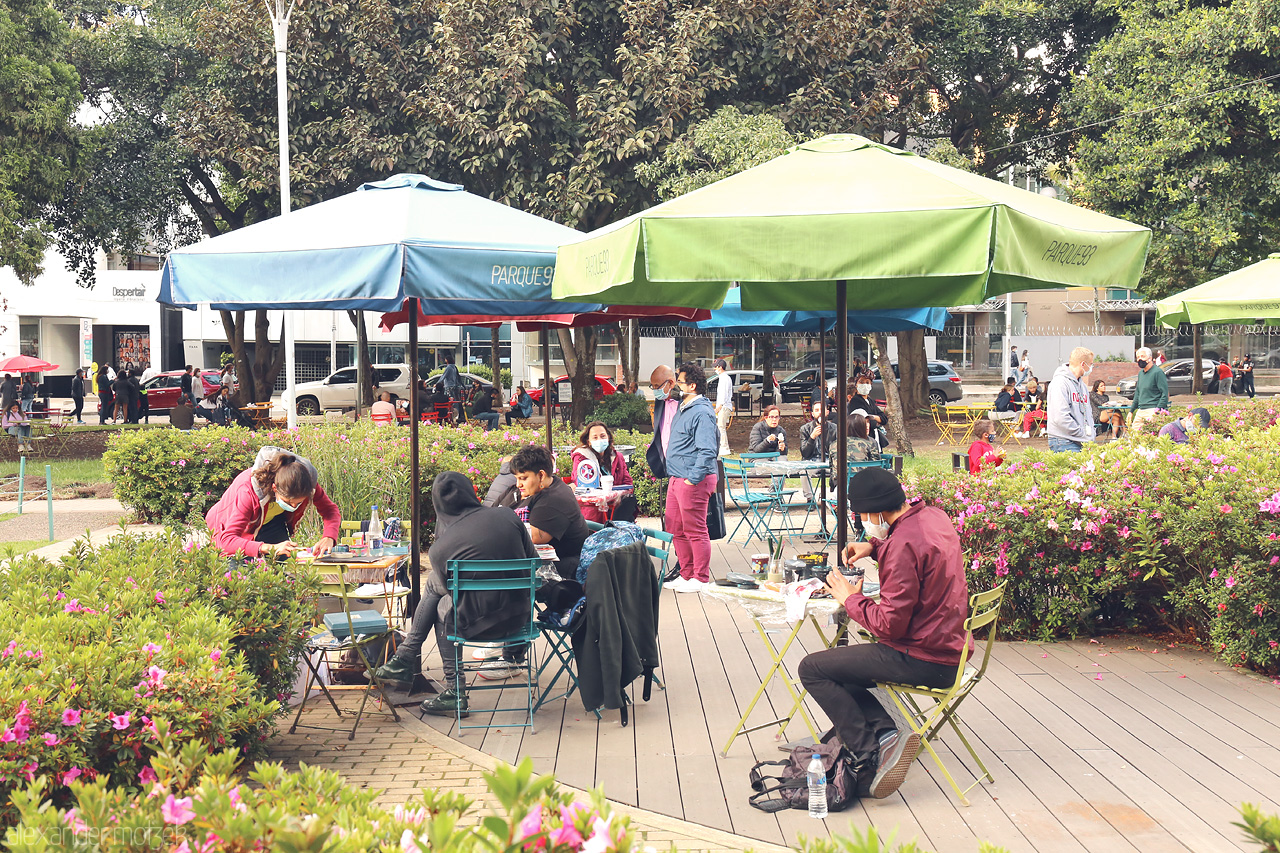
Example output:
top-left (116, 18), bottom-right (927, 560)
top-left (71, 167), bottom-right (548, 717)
top-left (722, 457), bottom-right (777, 546)
top-left (446, 558), bottom-right (542, 732)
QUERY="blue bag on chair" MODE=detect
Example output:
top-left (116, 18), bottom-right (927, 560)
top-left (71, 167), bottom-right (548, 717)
top-left (576, 521), bottom-right (644, 584)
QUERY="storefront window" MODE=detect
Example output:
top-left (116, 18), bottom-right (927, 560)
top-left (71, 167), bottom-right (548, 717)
top-left (19, 321), bottom-right (38, 358)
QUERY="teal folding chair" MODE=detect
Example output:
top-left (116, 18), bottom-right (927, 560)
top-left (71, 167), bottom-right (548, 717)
top-left (722, 457), bottom-right (777, 546)
top-left (446, 558), bottom-right (541, 731)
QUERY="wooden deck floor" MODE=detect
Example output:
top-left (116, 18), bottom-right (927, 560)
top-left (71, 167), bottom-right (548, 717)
top-left (412, 537), bottom-right (1280, 852)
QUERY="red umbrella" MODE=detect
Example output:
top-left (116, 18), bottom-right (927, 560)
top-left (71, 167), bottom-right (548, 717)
top-left (0, 355), bottom-right (59, 372)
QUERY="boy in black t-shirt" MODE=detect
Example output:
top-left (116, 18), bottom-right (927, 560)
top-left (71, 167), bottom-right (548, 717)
top-left (510, 445), bottom-right (589, 577)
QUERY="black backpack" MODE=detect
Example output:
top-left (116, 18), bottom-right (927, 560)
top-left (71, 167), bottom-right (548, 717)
top-left (748, 741), bottom-right (859, 813)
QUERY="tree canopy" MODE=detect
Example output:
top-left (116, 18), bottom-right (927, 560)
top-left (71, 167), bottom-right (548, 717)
top-left (1066, 0), bottom-right (1280, 299)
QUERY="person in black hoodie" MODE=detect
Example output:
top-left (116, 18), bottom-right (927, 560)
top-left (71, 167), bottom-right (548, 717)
top-left (374, 471), bottom-right (537, 717)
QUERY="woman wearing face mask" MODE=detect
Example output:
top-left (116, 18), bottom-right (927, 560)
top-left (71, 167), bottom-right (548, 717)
top-left (966, 419), bottom-right (1005, 474)
top-left (846, 374), bottom-right (888, 448)
top-left (206, 446), bottom-right (342, 559)
top-left (571, 421), bottom-right (635, 523)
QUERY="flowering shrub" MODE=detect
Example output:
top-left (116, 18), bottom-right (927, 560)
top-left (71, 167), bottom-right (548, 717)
top-left (912, 427), bottom-right (1280, 674)
top-left (1127, 396), bottom-right (1280, 437)
top-left (5, 726), bottom-right (642, 853)
top-left (103, 427), bottom-right (258, 523)
top-left (0, 534), bottom-right (316, 821)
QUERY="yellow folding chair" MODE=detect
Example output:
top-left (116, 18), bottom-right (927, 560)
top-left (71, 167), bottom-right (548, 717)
top-left (931, 404), bottom-right (961, 445)
top-left (875, 581), bottom-right (1007, 805)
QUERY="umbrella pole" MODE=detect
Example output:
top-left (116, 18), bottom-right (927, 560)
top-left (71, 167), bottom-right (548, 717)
top-left (836, 281), bottom-right (848, 559)
top-left (818, 329), bottom-right (827, 531)
top-left (409, 298), bottom-right (422, 613)
top-left (542, 324), bottom-right (553, 454)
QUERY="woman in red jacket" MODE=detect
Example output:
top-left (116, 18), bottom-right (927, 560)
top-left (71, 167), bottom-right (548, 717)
top-left (570, 421), bottom-right (635, 523)
top-left (206, 446), bottom-right (342, 559)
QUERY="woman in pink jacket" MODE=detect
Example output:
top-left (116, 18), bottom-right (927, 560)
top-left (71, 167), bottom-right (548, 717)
top-left (206, 446), bottom-right (342, 559)
top-left (570, 421), bottom-right (635, 524)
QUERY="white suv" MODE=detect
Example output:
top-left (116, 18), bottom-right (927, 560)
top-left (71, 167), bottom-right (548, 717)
top-left (283, 364), bottom-right (414, 414)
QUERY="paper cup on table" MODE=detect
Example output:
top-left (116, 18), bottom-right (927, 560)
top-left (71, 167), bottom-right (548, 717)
top-left (601, 475), bottom-right (614, 491)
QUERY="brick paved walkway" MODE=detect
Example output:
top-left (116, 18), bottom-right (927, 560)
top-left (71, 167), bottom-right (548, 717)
top-left (269, 697), bottom-right (789, 853)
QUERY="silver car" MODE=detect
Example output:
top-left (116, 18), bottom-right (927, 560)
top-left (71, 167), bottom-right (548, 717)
top-left (824, 360), bottom-right (965, 406)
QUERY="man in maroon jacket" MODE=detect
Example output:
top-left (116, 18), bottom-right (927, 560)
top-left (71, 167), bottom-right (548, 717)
top-left (798, 468), bottom-right (970, 800)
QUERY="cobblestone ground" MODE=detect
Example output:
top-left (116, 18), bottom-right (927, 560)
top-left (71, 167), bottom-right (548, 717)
top-left (269, 698), bottom-right (787, 853)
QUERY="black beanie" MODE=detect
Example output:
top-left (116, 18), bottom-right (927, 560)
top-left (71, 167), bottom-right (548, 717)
top-left (848, 468), bottom-right (906, 514)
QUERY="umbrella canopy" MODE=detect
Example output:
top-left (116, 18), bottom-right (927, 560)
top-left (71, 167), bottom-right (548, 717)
top-left (1155, 253), bottom-right (1280, 328)
top-left (552, 134), bottom-right (1151, 310)
top-left (686, 287), bottom-right (951, 334)
top-left (378, 303), bottom-right (710, 333)
top-left (0, 356), bottom-right (59, 373)
top-left (159, 174), bottom-right (605, 316)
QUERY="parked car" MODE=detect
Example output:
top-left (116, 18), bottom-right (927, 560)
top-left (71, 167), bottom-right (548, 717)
top-left (140, 370), bottom-right (223, 413)
top-left (779, 367), bottom-right (836, 403)
top-left (527, 374), bottom-right (618, 408)
top-left (1115, 358), bottom-right (1219, 399)
top-left (713, 369), bottom-right (779, 404)
top-left (282, 364), bottom-right (414, 414)
top-left (825, 360), bottom-right (964, 406)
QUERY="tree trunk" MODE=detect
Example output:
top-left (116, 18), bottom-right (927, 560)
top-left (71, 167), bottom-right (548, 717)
top-left (619, 320), bottom-right (640, 391)
top-left (219, 309), bottom-right (254, 402)
top-left (490, 325), bottom-right (503, 402)
top-left (250, 310), bottom-right (287, 404)
top-left (872, 332), bottom-right (914, 456)
top-left (896, 329), bottom-right (931, 416)
top-left (346, 310), bottom-right (374, 416)
top-left (555, 326), bottom-right (598, 429)
top-left (759, 333), bottom-right (775, 407)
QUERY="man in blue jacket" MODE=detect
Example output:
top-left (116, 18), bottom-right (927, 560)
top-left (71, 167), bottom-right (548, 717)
top-left (664, 362), bottom-right (720, 593)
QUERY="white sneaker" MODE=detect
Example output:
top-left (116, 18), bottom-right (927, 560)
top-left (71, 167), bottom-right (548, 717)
top-left (470, 642), bottom-right (504, 661)
top-left (666, 576), bottom-right (688, 591)
top-left (476, 661), bottom-right (523, 681)
top-left (675, 579), bottom-right (707, 594)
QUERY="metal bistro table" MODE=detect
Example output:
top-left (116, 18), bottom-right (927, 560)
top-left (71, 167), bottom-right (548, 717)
top-left (749, 458), bottom-right (832, 544)
top-left (708, 582), bottom-right (846, 755)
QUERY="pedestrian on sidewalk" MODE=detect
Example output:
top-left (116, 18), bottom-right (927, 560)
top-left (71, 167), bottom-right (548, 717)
top-left (96, 364), bottom-right (114, 425)
top-left (712, 358), bottom-right (732, 457)
top-left (71, 369), bottom-right (86, 423)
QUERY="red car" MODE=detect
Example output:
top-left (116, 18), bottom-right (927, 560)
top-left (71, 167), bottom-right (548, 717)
top-left (527, 374), bottom-right (618, 407)
top-left (141, 370), bottom-right (223, 412)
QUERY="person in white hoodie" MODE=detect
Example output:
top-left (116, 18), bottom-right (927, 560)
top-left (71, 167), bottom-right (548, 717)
top-left (1046, 347), bottom-right (1095, 453)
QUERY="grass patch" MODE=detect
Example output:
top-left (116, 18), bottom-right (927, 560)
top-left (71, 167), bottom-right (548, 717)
top-left (0, 540), bottom-right (50, 558)
top-left (0, 457), bottom-right (108, 490)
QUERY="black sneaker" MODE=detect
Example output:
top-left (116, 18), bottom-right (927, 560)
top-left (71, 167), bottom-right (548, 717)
top-left (869, 729), bottom-right (921, 798)
top-left (373, 656), bottom-right (419, 684)
top-left (419, 688), bottom-right (469, 718)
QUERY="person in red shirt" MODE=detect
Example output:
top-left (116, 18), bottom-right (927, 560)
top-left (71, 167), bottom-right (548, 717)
top-left (798, 468), bottom-right (970, 800)
top-left (967, 419), bottom-right (1005, 474)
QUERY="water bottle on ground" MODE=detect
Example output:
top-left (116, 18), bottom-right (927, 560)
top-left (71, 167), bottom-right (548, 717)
top-left (807, 753), bottom-right (827, 819)
top-left (369, 504), bottom-right (383, 557)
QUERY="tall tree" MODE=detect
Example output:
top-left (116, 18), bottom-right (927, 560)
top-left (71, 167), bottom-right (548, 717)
top-left (1065, 0), bottom-right (1280, 299)
top-left (0, 0), bottom-right (80, 284)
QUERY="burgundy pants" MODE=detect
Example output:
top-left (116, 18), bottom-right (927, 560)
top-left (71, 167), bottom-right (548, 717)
top-left (665, 474), bottom-right (717, 582)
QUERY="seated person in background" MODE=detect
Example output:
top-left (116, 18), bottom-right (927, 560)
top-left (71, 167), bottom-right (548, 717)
top-left (506, 384), bottom-right (534, 424)
top-left (205, 446), bottom-right (340, 559)
top-left (799, 468), bottom-right (970, 800)
top-left (571, 421), bottom-right (636, 523)
top-left (967, 419), bottom-right (1005, 474)
top-left (379, 471), bottom-right (540, 714)
top-left (1158, 408), bottom-right (1210, 444)
top-left (169, 398), bottom-right (196, 431)
top-left (469, 381), bottom-right (500, 431)
top-left (1090, 379), bottom-right (1124, 440)
top-left (841, 413), bottom-right (882, 463)
top-left (413, 379), bottom-right (432, 414)
top-left (3, 401), bottom-right (33, 452)
top-left (511, 444), bottom-right (590, 577)
top-left (992, 380), bottom-right (1020, 422)
top-left (748, 405), bottom-right (787, 455)
top-left (847, 374), bottom-right (889, 447)
top-left (799, 399), bottom-right (837, 461)
top-left (370, 391), bottom-right (397, 420)
top-left (1016, 377), bottom-right (1046, 438)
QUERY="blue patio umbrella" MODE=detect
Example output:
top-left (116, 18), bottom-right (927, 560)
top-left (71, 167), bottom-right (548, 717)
top-left (685, 287), bottom-right (950, 334)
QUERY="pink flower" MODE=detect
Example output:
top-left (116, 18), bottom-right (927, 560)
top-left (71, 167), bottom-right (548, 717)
top-left (43, 732), bottom-right (60, 746)
top-left (210, 649), bottom-right (222, 663)
top-left (161, 794), bottom-right (196, 825)
top-left (61, 768), bottom-right (82, 785)
top-left (1225, 576), bottom-right (1237, 588)
top-left (0, 728), bottom-right (14, 743)
top-left (142, 642), bottom-right (162, 655)
top-left (63, 808), bottom-right (88, 835)
top-left (1220, 504), bottom-right (1233, 513)
top-left (61, 709), bottom-right (82, 726)
top-left (515, 805), bottom-right (544, 846)
top-left (146, 665), bottom-right (167, 688)
top-left (109, 712), bottom-right (131, 730)
top-left (154, 592), bottom-right (166, 604)
top-left (1209, 568), bottom-right (1218, 579)
top-left (173, 841), bottom-right (192, 853)
top-left (139, 766), bottom-right (158, 784)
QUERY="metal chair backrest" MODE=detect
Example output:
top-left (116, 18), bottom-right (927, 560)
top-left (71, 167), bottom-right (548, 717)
top-left (720, 457), bottom-right (756, 498)
top-left (740, 451), bottom-right (780, 461)
top-left (445, 559), bottom-right (542, 644)
top-left (370, 411), bottom-right (396, 425)
top-left (959, 581), bottom-right (1007, 684)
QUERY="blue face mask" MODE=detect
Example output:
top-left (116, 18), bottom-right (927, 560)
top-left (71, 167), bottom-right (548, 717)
top-left (590, 438), bottom-right (610, 454)
top-left (276, 497), bottom-right (300, 513)
top-left (653, 385), bottom-right (668, 401)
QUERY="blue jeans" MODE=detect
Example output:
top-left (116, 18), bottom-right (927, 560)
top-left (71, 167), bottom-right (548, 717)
top-left (473, 412), bottom-right (499, 431)
top-left (1047, 436), bottom-right (1083, 453)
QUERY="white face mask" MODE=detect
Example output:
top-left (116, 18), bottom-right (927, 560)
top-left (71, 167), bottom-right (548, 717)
top-left (856, 384), bottom-right (871, 395)
top-left (863, 513), bottom-right (891, 540)
top-left (590, 438), bottom-right (610, 454)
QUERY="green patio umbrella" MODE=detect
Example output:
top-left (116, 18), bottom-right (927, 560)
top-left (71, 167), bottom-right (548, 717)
top-left (1155, 253), bottom-right (1280, 328)
top-left (553, 134), bottom-right (1152, 555)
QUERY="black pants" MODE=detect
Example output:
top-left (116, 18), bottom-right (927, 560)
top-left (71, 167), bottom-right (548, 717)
top-left (433, 596), bottom-right (526, 684)
top-left (98, 393), bottom-right (112, 424)
top-left (391, 588), bottom-right (445, 664)
top-left (71, 397), bottom-right (83, 421)
top-left (798, 643), bottom-right (955, 760)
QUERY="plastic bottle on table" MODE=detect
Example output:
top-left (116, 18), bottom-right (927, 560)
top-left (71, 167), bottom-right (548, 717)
top-left (369, 504), bottom-right (383, 557)
top-left (807, 753), bottom-right (827, 819)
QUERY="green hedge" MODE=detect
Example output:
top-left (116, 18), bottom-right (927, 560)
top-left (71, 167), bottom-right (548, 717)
top-left (0, 534), bottom-right (316, 822)
top-left (912, 399), bottom-right (1280, 675)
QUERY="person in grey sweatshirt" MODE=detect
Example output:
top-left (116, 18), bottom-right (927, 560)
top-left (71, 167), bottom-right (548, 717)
top-left (1046, 347), bottom-right (1096, 453)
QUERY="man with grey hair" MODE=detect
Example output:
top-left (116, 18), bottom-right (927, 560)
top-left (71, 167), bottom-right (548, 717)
top-left (1046, 347), bottom-right (1095, 452)
top-left (1129, 346), bottom-right (1168, 430)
